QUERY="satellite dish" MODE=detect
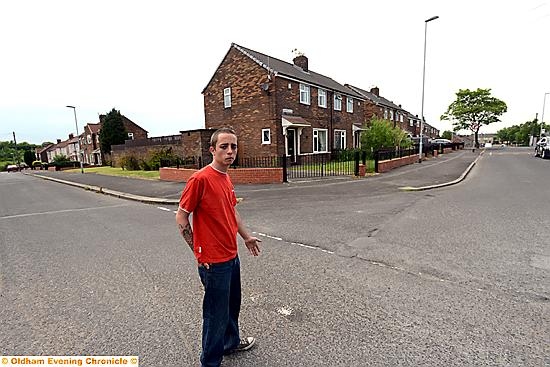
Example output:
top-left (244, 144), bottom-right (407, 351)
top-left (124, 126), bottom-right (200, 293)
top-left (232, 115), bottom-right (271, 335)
top-left (261, 83), bottom-right (269, 91)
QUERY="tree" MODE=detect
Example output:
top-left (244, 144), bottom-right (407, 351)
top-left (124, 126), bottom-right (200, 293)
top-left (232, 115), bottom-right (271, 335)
top-left (441, 88), bottom-right (507, 148)
top-left (441, 130), bottom-right (453, 140)
top-left (99, 108), bottom-right (127, 155)
top-left (496, 118), bottom-right (543, 146)
top-left (361, 118), bottom-right (412, 156)
top-left (23, 150), bottom-right (35, 167)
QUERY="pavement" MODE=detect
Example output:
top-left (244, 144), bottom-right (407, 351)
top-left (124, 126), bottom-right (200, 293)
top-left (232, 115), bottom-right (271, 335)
top-left (24, 148), bottom-right (483, 204)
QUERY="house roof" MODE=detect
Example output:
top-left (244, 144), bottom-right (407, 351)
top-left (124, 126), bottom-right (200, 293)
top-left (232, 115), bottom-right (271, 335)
top-left (87, 123), bottom-right (101, 134)
top-left (204, 43), bottom-right (364, 99)
top-left (346, 85), bottom-right (403, 111)
top-left (36, 144), bottom-right (54, 154)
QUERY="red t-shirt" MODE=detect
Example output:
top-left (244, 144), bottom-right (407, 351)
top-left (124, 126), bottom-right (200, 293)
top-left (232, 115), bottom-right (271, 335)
top-left (179, 165), bottom-right (238, 263)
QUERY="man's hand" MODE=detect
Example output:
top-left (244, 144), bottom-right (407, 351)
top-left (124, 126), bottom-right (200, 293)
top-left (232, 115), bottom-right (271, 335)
top-left (244, 237), bottom-right (262, 256)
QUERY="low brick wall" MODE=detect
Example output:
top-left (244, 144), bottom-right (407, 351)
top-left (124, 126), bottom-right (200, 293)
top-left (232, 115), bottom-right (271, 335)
top-left (378, 154), bottom-right (419, 173)
top-left (160, 167), bottom-right (283, 184)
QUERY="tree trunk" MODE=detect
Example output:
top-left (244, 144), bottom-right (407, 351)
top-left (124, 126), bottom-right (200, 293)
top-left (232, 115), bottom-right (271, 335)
top-left (474, 129), bottom-right (480, 148)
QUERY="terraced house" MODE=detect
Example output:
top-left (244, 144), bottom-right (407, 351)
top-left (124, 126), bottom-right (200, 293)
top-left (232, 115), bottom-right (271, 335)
top-left (203, 43), bottom-right (438, 162)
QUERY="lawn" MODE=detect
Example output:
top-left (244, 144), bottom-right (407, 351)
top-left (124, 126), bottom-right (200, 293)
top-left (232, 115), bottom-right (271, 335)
top-left (288, 159), bottom-right (375, 174)
top-left (65, 166), bottom-right (160, 180)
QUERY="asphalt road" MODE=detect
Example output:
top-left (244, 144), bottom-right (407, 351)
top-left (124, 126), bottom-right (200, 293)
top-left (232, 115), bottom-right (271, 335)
top-left (1, 147), bottom-right (548, 366)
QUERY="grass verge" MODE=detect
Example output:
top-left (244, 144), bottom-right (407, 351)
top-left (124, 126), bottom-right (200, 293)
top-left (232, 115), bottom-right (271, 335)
top-left (65, 166), bottom-right (160, 180)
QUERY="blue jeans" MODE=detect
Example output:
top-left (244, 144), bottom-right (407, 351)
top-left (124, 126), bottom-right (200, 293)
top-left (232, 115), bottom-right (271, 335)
top-left (198, 256), bottom-right (241, 367)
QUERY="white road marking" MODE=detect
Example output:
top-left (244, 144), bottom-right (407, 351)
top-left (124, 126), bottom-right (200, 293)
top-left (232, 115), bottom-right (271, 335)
top-left (0, 204), bottom-right (131, 220)
top-left (277, 307), bottom-right (293, 316)
top-left (253, 232), bottom-right (335, 255)
top-left (157, 206), bottom-right (172, 212)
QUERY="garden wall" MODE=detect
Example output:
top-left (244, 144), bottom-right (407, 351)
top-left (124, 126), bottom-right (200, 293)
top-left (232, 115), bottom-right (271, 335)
top-left (160, 167), bottom-right (283, 184)
top-left (377, 154), bottom-right (419, 173)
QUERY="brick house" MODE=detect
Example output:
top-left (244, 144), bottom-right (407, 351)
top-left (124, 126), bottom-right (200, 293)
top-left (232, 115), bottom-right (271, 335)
top-left (346, 85), bottom-right (439, 139)
top-left (80, 115), bottom-right (149, 165)
top-left (202, 43), bottom-right (369, 163)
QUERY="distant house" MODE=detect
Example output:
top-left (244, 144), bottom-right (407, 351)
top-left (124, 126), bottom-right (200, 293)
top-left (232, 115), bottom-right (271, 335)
top-left (346, 85), bottom-right (439, 139)
top-left (80, 114), bottom-right (149, 165)
top-left (35, 144), bottom-right (54, 162)
top-left (202, 43), bottom-right (368, 163)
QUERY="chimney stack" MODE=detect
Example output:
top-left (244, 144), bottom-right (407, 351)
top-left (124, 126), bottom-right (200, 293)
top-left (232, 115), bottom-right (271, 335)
top-left (69, 133), bottom-right (74, 139)
top-left (293, 55), bottom-right (308, 72)
top-left (370, 87), bottom-right (380, 96)
top-left (57, 139), bottom-right (61, 144)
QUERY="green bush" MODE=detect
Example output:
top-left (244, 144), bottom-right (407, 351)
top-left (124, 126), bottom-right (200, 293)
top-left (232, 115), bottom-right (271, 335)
top-left (147, 147), bottom-right (178, 170)
top-left (119, 154), bottom-right (140, 170)
top-left (139, 159), bottom-right (151, 171)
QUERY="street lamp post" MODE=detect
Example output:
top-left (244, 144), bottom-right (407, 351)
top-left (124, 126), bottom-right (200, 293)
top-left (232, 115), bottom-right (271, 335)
top-left (66, 105), bottom-right (84, 174)
top-left (418, 15), bottom-right (439, 163)
top-left (541, 92), bottom-right (550, 138)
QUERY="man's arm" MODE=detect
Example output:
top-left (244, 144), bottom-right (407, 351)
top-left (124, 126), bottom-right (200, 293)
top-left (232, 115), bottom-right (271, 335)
top-left (236, 208), bottom-right (261, 256)
top-left (175, 208), bottom-right (193, 252)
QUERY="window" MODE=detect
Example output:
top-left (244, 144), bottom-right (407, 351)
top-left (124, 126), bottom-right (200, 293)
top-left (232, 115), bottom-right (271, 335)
top-left (400, 114), bottom-right (404, 123)
top-left (223, 87), bottom-right (231, 108)
top-left (262, 128), bottom-right (271, 144)
top-left (128, 132), bottom-right (134, 140)
top-left (334, 130), bottom-right (346, 150)
top-left (410, 119), bottom-right (414, 127)
top-left (346, 97), bottom-right (353, 113)
top-left (87, 134), bottom-right (92, 144)
top-left (390, 110), bottom-right (394, 121)
top-left (299, 84), bottom-right (310, 105)
top-left (384, 109), bottom-right (388, 119)
top-left (334, 94), bottom-right (342, 111)
top-left (313, 129), bottom-right (328, 153)
top-left (318, 89), bottom-right (327, 108)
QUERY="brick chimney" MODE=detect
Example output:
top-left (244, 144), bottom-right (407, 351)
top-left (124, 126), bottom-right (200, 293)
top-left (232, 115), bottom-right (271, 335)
top-left (293, 55), bottom-right (308, 72)
top-left (69, 133), bottom-right (74, 139)
top-left (57, 139), bottom-right (61, 144)
top-left (370, 87), bottom-right (380, 96)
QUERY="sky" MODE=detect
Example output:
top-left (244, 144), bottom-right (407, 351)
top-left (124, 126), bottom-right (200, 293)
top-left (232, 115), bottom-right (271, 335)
top-left (1, 0), bottom-right (549, 145)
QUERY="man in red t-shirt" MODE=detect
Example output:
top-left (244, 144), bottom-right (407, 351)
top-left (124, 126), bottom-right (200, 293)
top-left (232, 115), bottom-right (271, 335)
top-left (175, 127), bottom-right (261, 367)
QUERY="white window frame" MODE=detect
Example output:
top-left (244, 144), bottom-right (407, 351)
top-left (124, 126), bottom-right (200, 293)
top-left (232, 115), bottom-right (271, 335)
top-left (346, 97), bottom-right (353, 113)
top-left (223, 87), bottom-right (231, 108)
top-left (262, 128), bottom-right (271, 144)
top-left (334, 130), bottom-right (346, 150)
top-left (313, 128), bottom-right (328, 153)
top-left (400, 114), bottom-right (404, 123)
top-left (87, 134), bottom-right (92, 144)
top-left (318, 88), bottom-right (327, 108)
top-left (299, 84), bottom-right (310, 105)
top-left (410, 119), bottom-right (414, 127)
top-left (390, 110), bottom-right (394, 121)
top-left (127, 132), bottom-right (134, 140)
top-left (334, 94), bottom-right (342, 111)
top-left (384, 109), bottom-right (388, 119)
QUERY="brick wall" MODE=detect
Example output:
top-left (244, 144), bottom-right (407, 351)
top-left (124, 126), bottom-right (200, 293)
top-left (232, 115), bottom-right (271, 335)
top-left (160, 167), bottom-right (283, 184)
top-left (377, 154), bottom-right (419, 173)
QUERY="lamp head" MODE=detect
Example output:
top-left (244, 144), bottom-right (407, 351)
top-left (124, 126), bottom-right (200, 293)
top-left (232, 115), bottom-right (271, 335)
top-left (425, 16), bottom-right (439, 22)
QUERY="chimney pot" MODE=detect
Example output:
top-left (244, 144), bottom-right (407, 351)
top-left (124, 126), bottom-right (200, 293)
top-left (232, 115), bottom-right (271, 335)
top-left (293, 55), bottom-right (308, 72)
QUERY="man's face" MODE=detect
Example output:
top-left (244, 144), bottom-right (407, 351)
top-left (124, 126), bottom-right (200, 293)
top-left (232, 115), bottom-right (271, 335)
top-left (210, 133), bottom-right (237, 167)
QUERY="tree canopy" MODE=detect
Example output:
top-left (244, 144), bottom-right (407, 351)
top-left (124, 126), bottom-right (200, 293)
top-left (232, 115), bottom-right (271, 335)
top-left (441, 88), bottom-right (507, 148)
top-left (99, 108), bottom-right (127, 154)
top-left (496, 118), bottom-right (545, 146)
top-left (361, 118), bottom-right (412, 156)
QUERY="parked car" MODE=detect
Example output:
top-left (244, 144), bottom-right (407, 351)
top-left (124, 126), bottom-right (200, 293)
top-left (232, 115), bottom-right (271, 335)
top-left (6, 164), bottom-right (19, 172)
top-left (535, 137), bottom-right (550, 158)
top-left (430, 138), bottom-right (452, 145)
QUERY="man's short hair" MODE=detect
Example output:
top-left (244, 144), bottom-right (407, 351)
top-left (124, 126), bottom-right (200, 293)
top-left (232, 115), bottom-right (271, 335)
top-left (210, 127), bottom-right (236, 147)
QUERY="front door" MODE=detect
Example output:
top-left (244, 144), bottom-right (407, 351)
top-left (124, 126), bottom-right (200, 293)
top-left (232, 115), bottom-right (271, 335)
top-left (287, 128), bottom-right (297, 163)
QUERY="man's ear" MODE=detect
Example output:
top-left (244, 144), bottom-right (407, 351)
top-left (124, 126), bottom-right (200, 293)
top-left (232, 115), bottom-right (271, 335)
top-left (209, 146), bottom-right (215, 154)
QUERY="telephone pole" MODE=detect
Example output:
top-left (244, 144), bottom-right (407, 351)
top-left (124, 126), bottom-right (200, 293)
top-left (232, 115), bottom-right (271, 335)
top-left (13, 131), bottom-right (20, 166)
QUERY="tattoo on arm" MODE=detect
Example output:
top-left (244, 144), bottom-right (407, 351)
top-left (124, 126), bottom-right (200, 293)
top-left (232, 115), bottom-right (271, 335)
top-left (179, 223), bottom-right (194, 251)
